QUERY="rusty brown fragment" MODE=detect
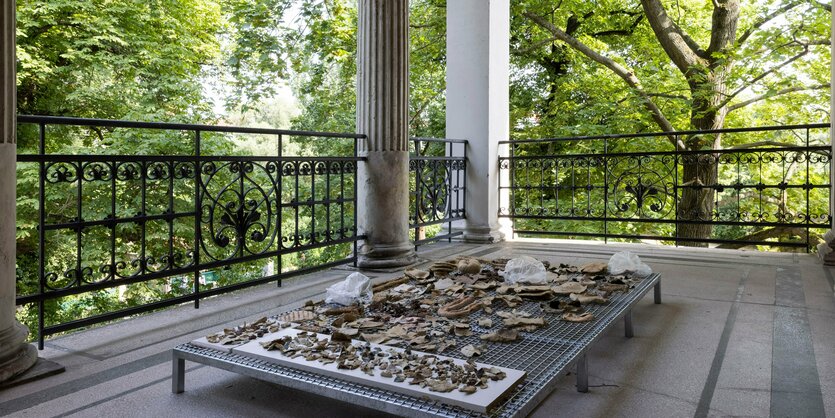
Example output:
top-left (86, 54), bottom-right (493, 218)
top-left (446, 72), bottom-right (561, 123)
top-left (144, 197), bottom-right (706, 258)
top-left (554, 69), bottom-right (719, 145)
top-left (438, 296), bottom-right (483, 319)
top-left (562, 312), bottom-right (595, 322)
top-left (372, 276), bottom-right (411, 293)
top-left (479, 328), bottom-right (520, 342)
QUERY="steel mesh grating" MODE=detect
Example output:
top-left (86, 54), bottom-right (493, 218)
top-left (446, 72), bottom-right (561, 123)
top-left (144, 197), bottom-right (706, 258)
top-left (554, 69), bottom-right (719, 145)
top-left (175, 273), bottom-right (659, 418)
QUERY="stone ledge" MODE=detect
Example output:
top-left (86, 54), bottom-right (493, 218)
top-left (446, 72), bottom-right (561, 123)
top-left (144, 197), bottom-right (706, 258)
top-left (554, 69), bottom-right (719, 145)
top-left (0, 357), bottom-right (62, 389)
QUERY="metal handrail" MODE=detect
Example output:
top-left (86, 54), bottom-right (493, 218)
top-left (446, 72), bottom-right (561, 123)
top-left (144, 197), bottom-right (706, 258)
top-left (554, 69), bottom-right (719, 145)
top-left (410, 137), bottom-right (468, 247)
top-left (500, 122), bottom-right (830, 144)
top-left (18, 115), bottom-right (367, 139)
top-left (499, 124), bottom-right (832, 250)
top-left (14, 116), bottom-right (365, 348)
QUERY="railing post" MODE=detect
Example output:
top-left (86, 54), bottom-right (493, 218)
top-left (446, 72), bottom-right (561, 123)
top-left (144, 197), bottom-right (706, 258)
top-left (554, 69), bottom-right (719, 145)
top-left (674, 134), bottom-right (680, 246)
top-left (37, 123), bottom-right (45, 350)
top-left (463, 141), bottom-right (468, 227)
top-left (603, 138), bottom-right (609, 243)
top-left (413, 139), bottom-right (421, 250)
top-left (277, 134), bottom-right (283, 286)
top-left (447, 140), bottom-right (453, 243)
top-left (353, 136), bottom-right (359, 267)
top-left (193, 130), bottom-right (201, 309)
top-left (806, 127), bottom-right (811, 252)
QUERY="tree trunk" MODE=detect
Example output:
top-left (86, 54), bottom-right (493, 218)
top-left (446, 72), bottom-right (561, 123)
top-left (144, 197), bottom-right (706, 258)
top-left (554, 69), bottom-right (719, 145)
top-left (676, 72), bottom-right (729, 246)
top-left (676, 152), bottom-right (718, 246)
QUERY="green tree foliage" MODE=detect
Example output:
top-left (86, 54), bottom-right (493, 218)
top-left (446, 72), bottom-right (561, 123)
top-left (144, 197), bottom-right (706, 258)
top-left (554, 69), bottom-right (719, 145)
top-left (514, 0), bottom-right (830, 137)
top-left (280, 0), bottom-right (447, 138)
top-left (16, 0), bottom-right (223, 121)
top-left (12, 0), bottom-right (355, 336)
top-left (513, 0), bottom-right (830, 245)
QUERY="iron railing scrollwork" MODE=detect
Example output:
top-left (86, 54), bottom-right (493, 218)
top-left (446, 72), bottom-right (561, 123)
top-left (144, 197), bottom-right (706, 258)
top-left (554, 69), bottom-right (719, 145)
top-left (499, 124), bottom-right (831, 250)
top-left (15, 115), bottom-right (364, 348)
top-left (409, 138), bottom-right (467, 247)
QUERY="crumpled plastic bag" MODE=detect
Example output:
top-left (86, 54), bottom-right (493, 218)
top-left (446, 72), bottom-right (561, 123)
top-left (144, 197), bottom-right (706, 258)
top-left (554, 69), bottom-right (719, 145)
top-left (608, 251), bottom-right (652, 277)
top-left (325, 272), bottom-right (373, 306)
top-left (500, 256), bottom-right (547, 284)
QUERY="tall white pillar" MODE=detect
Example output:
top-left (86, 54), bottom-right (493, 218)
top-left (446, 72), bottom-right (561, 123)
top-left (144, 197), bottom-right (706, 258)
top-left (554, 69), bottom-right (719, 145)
top-left (0, 0), bottom-right (37, 383)
top-left (356, 0), bottom-right (417, 268)
top-left (447, 0), bottom-right (511, 243)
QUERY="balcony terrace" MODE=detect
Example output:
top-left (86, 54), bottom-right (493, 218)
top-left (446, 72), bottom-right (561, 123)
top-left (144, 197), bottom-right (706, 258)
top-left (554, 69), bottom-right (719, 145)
top-left (2, 0), bottom-right (835, 417)
top-left (1, 240), bottom-right (834, 417)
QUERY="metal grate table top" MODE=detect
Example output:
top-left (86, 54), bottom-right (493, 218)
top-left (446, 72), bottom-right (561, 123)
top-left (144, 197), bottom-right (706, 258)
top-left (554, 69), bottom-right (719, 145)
top-left (173, 273), bottom-right (661, 418)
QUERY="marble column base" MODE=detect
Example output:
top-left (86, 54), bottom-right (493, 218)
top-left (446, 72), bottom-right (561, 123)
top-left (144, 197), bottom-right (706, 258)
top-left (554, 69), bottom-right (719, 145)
top-left (463, 225), bottom-right (506, 244)
top-left (358, 242), bottom-right (417, 269)
top-left (0, 322), bottom-right (37, 383)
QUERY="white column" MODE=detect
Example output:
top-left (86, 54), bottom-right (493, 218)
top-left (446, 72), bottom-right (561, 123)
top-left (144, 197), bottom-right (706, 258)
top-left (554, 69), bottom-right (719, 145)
top-left (447, 0), bottom-right (511, 243)
top-left (356, 0), bottom-right (417, 268)
top-left (0, 0), bottom-right (37, 383)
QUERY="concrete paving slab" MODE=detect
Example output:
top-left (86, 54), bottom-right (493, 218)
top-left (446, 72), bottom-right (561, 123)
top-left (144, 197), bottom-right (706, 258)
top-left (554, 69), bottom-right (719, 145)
top-left (65, 366), bottom-right (395, 418)
top-left (708, 303), bottom-right (773, 417)
top-left (807, 309), bottom-right (835, 418)
top-left (739, 266), bottom-right (776, 306)
top-left (649, 263), bottom-right (740, 303)
top-left (533, 373), bottom-right (698, 418)
top-left (770, 304), bottom-right (825, 417)
top-left (801, 264), bottom-right (835, 314)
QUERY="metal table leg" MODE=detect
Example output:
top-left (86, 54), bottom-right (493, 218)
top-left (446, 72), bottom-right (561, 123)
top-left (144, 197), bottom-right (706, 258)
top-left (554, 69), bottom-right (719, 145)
top-left (576, 352), bottom-right (588, 393)
top-left (624, 310), bottom-right (634, 338)
top-left (173, 354), bottom-right (185, 394)
top-left (654, 281), bottom-right (662, 304)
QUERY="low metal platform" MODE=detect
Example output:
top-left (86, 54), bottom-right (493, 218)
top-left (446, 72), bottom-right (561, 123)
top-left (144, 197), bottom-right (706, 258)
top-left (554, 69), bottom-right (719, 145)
top-left (172, 273), bottom-right (661, 418)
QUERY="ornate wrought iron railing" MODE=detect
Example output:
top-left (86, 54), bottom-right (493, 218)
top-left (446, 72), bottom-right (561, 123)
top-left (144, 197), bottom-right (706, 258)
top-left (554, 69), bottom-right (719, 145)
top-left (15, 115), bottom-right (365, 348)
top-left (499, 124), bottom-right (831, 250)
top-left (409, 138), bottom-right (467, 247)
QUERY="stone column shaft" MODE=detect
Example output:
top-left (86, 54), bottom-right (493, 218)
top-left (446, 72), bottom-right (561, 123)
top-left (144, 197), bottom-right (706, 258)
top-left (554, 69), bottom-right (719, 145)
top-left (830, 0), bottom-right (834, 231)
top-left (447, 0), bottom-right (512, 243)
top-left (0, 0), bottom-right (37, 383)
top-left (356, 0), bottom-right (416, 268)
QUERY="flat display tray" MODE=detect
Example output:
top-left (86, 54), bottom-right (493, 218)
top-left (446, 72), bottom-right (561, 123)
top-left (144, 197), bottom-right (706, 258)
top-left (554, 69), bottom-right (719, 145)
top-left (231, 328), bottom-right (526, 413)
top-left (175, 273), bottom-right (661, 418)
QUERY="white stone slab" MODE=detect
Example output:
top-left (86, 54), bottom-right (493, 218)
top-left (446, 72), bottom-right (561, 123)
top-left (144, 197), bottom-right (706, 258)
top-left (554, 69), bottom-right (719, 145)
top-left (232, 328), bottom-right (526, 413)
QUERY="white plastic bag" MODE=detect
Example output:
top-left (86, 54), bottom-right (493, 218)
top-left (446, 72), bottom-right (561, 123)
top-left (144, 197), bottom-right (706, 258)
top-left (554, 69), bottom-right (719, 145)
top-left (608, 251), bottom-right (652, 277)
top-left (817, 242), bottom-right (832, 262)
top-left (501, 256), bottom-right (547, 284)
top-left (325, 272), bottom-right (373, 306)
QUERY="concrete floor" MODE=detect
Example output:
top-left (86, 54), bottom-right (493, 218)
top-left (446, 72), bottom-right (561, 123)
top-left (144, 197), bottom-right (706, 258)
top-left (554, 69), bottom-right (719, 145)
top-left (1, 240), bottom-right (834, 418)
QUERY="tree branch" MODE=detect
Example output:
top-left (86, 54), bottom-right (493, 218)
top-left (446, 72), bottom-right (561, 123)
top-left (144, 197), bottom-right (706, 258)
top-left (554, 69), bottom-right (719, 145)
top-left (592, 15), bottom-right (645, 38)
top-left (524, 11), bottom-right (686, 149)
top-left (641, 0), bottom-right (706, 72)
top-left (736, 1), bottom-right (802, 46)
top-left (727, 83), bottom-right (830, 112)
top-left (720, 47), bottom-right (809, 107)
top-left (812, 1), bottom-right (831, 12)
top-left (517, 36), bottom-right (558, 55)
top-left (715, 226), bottom-right (810, 249)
top-left (646, 92), bottom-right (689, 100)
top-left (800, 38), bottom-right (832, 46)
top-left (707, 0), bottom-right (740, 55)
